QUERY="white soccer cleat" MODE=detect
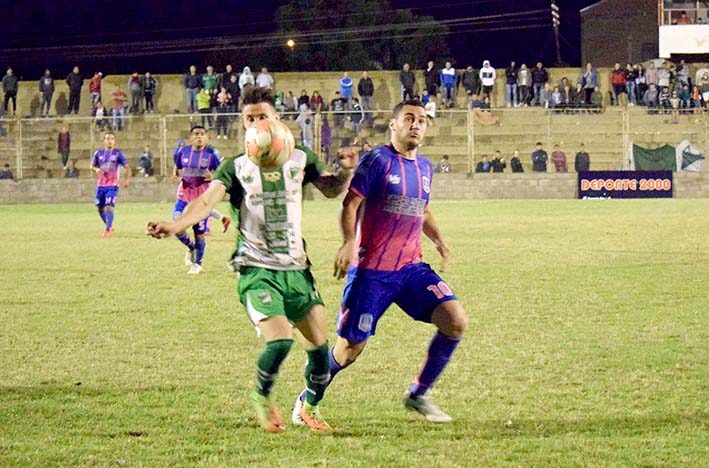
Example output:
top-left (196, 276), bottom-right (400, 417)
top-left (184, 249), bottom-right (196, 266)
top-left (187, 264), bottom-right (202, 275)
top-left (291, 389), bottom-right (308, 425)
top-left (404, 392), bottom-right (452, 423)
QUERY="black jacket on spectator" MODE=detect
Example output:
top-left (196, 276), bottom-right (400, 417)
top-left (66, 72), bottom-right (83, 92)
top-left (461, 70), bottom-right (480, 94)
top-left (184, 73), bottom-right (201, 90)
top-left (531, 68), bottom-right (549, 85)
top-left (424, 67), bottom-right (439, 94)
top-left (358, 77), bottom-right (374, 97)
top-left (39, 76), bottom-right (54, 94)
top-left (400, 70), bottom-right (415, 89)
top-left (574, 152), bottom-right (590, 172)
top-left (531, 149), bottom-right (548, 172)
top-left (2, 75), bottom-right (18, 93)
top-left (505, 67), bottom-right (518, 85)
top-left (491, 157), bottom-right (506, 172)
top-left (510, 157), bottom-right (524, 173)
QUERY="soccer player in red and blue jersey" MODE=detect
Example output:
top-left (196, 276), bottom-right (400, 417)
top-left (294, 99), bottom-right (468, 423)
top-left (90, 131), bottom-right (131, 238)
top-left (172, 126), bottom-right (221, 274)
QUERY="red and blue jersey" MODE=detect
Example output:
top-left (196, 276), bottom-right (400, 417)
top-left (174, 145), bottom-right (221, 202)
top-left (91, 148), bottom-right (128, 187)
top-left (349, 144), bottom-right (433, 271)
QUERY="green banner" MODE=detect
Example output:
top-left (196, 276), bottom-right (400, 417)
top-left (633, 144), bottom-right (677, 171)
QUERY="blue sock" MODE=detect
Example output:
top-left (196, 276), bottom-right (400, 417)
top-left (98, 210), bottom-right (106, 226)
top-left (176, 233), bottom-right (195, 250)
top-left (194, 239), bottom-right (206, 265)
top-left (104, 210), bottom-right (114, 231)
top-left (409, 332), bottom-right (461, 398)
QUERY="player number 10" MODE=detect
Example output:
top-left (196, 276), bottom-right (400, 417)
top-left (427, 281), bottom-right (453, 299)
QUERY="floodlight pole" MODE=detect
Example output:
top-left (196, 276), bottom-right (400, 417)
top-left (551, 1), bottom-right (562, 65)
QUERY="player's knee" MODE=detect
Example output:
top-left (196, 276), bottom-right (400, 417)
top-left (335, 339), bottom-right (367, 366)
top-left (449, 311), bottom-right (468, 338)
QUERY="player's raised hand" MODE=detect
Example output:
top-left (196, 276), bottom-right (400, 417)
top-left (336, 146), bottom-right (359, 171)
top-left (146, 221), bottom-right (174, 239)
top-left (334, 241), bottom-right (355, 279)
top-left (436, 241), bottom-right (450, 273)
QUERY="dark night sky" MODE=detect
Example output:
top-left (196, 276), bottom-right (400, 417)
top-left (3, 0), bottom-right (600, 78)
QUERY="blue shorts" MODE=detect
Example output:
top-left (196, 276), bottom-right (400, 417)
top-left (95, 186), bottom-right (118, 208)
top-left (172, 199), bottom-right (208, 235)
top-left (336, 263), bottom-right (457, 343)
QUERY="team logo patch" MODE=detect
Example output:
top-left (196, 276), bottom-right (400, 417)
top-left (257, 291), bottom-right (273, 304)
top-left (289, 167), bottom-right (302, 181)
top-left (358, 314), bottom-right (373, 333)
top-left (242, 175), bottom-right (254, 184)
top-left (422, 176), bottom-right (430, 193)
top-left (263, 171), bottom-right (281, 182)
top-left (388, 174), bottom-right (401, 185)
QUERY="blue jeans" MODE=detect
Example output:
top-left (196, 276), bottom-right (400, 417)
top-left (185, 88), bottom-right (198, 113)
top-left (533, 83), bottom-right (544, 105)
top-left (112, 107), bottom-right (125, 130)
top-left (626, 81), bottom-right (636, 104)
top-left (506, 84), bottom-right (518, 106)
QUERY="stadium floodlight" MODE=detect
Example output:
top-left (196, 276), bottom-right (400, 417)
top-left (551, 2), bottom-right (560, 27)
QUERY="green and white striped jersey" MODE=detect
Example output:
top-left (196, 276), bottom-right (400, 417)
top-left (212, 145), bottom-right (324, 271)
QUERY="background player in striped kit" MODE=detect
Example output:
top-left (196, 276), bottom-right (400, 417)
top-left (294, 99), bottom-right (468, 423)
top-left (90, 131), bottom-right (131, 238)
top-left (147, 86), bottom-right (357, 432)
top-left (171, 126), bottom-right (221, 274)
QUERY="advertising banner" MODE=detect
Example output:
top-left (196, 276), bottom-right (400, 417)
top-left (578, 171), bottom-right (673, 199)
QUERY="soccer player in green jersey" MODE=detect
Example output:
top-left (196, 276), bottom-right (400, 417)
top-left (147, 86), bottom-right (356, 432)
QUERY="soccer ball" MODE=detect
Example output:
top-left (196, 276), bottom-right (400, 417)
top-left (244, 120), bottom-right (294, 168)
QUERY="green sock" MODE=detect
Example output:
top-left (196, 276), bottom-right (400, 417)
top-left (256, 339), bottom-right (293, 397)
top-left (304, 343), bottom-right (330, 406)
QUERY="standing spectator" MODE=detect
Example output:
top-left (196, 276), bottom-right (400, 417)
top-left (479, 60), bottom-right (496, 104)
top-left (0, 163), bottom-right (13, 179)
top-left (89, 72), bottom-right (103, 106)
top-left (657, 62), bottom-right (671, 91)
top-left (646, 62), bottom-right (659, 90)
top-left (310, 90), bottom-right (324, 113)
top-left (624, 63), bottom-right (637, 106)
top-left (238, 66), bottom-right (255, 93)
top-left (399, 63), bottom-right (415, 100)
top-left (675, 59), bottom-right (689, 89)
top-left (610, 63), bottom-right (627, 105)
top-left (219, 64), bottom-right (235, 90)
top-left (202, 65), bottom-right (218, 95)
top-left (461, 66), bottom-right (479, 108)
top-left (225, 74), bottom-right (240, 113)
top-left (440, 61), bottom-right (456, 108)
top-left (669, 91), bottom-right (681, 124)
top-left (197, 89), bottom-right (212, 128)
top-left (574, 143), bottom-right (590, 172)
top-left (510, 150), bottom-right (524, 172)
top-left (531, 142), bottom-right (548, 172)
top-left (340, 72), bottom-right (353, 109)
top-left (505, 61), bottom-right (518, 107)
top-left (296, 106), bottom-right (314, 149)
top-left (551, 144), bottom-right (568, 172)
top-left (2, 68), bottom-right (18, 115)
top-left (57, 125), bottom-right (71, 169)
top-left (517, 64), bottom-right (530, 106)
top-left (330, 91), bottom-right (345, 128)
top-left (215, 86), bottom-right (231, 139)
top-left (138, 145), bottom-right (154, 176)
top-left (66, 66), bottom-right (83, 114)
top-left (143, 72), bottom-right (158, 113)
top-left (320, 115), bottom-right (332, 164)
top-left (491, 150), bottom-right (506, 172)
top-left (127, 72), bottom-right (143, 114)
top-left (64, 159), bottom-right (79, 178)
top-left (357, 71), bottom-right (374, 126)
top-left (297, 89), bottom-right (310, 110)
top-left (531, 62), bottom-right (549, 106)
top-left (424, 60), bottom-right (440, 98)
top-left (184, 65), bottom-right (201, 113)
top-left (111, 85), bottom-right (127, 131)
top-left (255, 67), bottom-right (275, 89)
top-left (635, 64), bottom-right (647, 105)
top-left (581, 63), bottom-right (597, 105)
top-left (349, 97), bottom-right (364, 139)
top-left (38, 69), bottom-right (55, 117)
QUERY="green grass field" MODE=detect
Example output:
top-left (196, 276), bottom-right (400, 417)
top-left (1, 199), bottom-right (708, 467)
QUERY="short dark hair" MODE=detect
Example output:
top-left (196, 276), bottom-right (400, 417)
top-left (242, 86), bottom-right (276, 107)
top-left (536, 141), bottom-right (543, 146)
top-left (190, 125), bottom-right (207, 133)
top-left (392, 99), bottom-right (426, 118)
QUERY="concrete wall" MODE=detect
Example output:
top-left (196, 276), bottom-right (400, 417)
top-left (2, 172), bottom-right (708, 204)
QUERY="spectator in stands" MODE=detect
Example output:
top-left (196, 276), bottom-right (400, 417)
top-left (2, 68), bottom-right (18, 115)
top-left (0, 163), bottom-right (13, 180)
top-left (676, 59), bottom-right (689, 89)
top-left (357, 71), bottom-right (374, 126)
top-left (38, 69), bottom-right (55, 117)
top-left (505, 61), bottom-right (518, 107)
top-left (435, 155), bottom-right (451, 173)
top-left (216, 86), bottom-right (231, 139)
top-left (462, 65), bottom-right (479, 108)
top-left (127, 72), bottom-right (143, 114)
top-left (138, 145), bottom-right (154, 176)
top-left (635, 64), bottom-right (647, 105)
top-left (581, 63), bottom-right (597, 105)
top-left (197, 88), bottom-right (212, 128)
top-left (646, 62), bottom-right (659, 91)
top-left (670, 91), bottom-right (681, 124)
top-left (679, 84), bottom-right (691, 109)
top-left (625, 63), bottom-right (637, 106)
top-left (551, 144), bottom-right (568, 172)
top-left (298, 89), bottom-right (310, 110)
top-left (659, 86), bottom-right (671, 111)
top-left (657, 62), bottom-right (671, 91)
top-left (610, 63), bottom-right (626, 106)
top-left (64, 159), bottom-right (79, 178)
top-left (310, 90), bottom-right (324, 113)
top-left (226, 74), bottom-right (240, 112)
top-left (517, 64), bottom-right (530, 106)
top-left (677, 11), bottom-right (693, 24)
top-left (475, 155), bottom-right (491, 173)
top-left (572, 83), bottom-right (585, 111)
top-left (510, 150), bottom-right (524, 172)
top-left (202, 65), bottom-right (218, 96)
top-left (349, 97), bottom-right (364, 139)
top-left (540, 83), bottom-right (552, 108)
top-left (111, 85), bottom-right (127, 131)
top-left (531, 142), bottom-right (548, 172)
top-left (296, 106), bottom-right (314, 150)
top-left (491, 150), bottom-right (506, 172)
top-left (219, 64), bottom-right (235, 90)
top-left (691, 85), bottom-right (703, 112)
top-left (479, 60), bottom-right (496, 105)
top-left (574, 144), bottom-right (590, 172)
top-left (95, 101), bottom-right (108, 131)
top-left (531, 62), bottom-right (549, 106)
top-left (238, 66), bottom-right (255, 92)
top-left (66, 66), bottom-right (83, 115)
top-left (89, 72), bottom-right (103, 106)
top-left (550, 86), bottom-right (563, 109)
top-left (331, 90), bottom-right (346, 127)
top-left (143, 72), bottom-right (158, 113)
top-left (282, 90), bottom-right (297, 115)
top-left (184, 65), bottom-right (201, 113)
top-left (399, 63), bottom-right (415, 100)
top-left (643, 83), bottom-right (659, 110)
top-left (340, 71), bottom-right (353, 109)
top-left (424, 60), bottom-right (440, 99)
top-left (256, 67), bottom-right (275, 89)
top-left (561, 83), bottom-right (574, 111)
top-left (591, 86), bottom-right (603, 110)
top-left (423, 91), bottom-right (436, 121)
top-left (321, 115), bottom-right (332, 164)
top-left (57, 125), bottom-right (71, 169)
top-left (440, 61), bottom-right (457, 108)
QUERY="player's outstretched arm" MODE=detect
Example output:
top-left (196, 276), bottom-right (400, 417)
top-left (147, 183), bottom-right (226, 239)
top-left (312, 147), bottom-right (358, 198)
top-left (334, 190), bottom-right (363, 279)
top-left (422, 205), bottom-right (450, 272)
